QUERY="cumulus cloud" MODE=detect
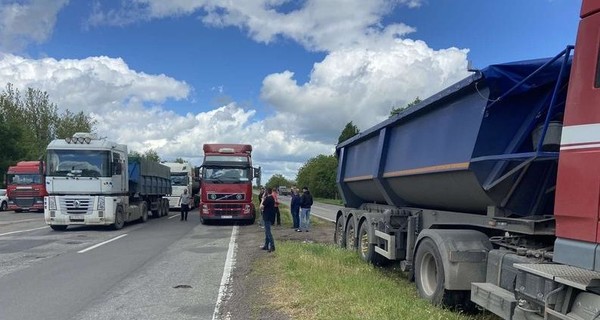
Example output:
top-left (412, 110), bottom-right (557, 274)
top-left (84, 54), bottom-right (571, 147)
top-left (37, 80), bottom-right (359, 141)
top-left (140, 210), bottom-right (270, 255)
top-left (0, 0), bottom-right (69, 52)
top-left (0, 53), bottom-right (190, 113)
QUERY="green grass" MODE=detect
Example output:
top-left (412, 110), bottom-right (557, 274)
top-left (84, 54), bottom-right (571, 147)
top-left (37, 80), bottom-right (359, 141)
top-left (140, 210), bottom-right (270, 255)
top-left (314, 197), bottom-right (344, 206)
top-left (254, 242), bottom-right (498, 320)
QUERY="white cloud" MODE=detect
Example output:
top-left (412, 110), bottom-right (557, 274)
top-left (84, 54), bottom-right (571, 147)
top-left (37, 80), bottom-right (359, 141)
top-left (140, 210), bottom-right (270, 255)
top-left (0, 53), bottom-right (190, 113)
top-left (0, 0), bottom-right (69, 52)
top-left (0, 0), bottom-right (474, 183)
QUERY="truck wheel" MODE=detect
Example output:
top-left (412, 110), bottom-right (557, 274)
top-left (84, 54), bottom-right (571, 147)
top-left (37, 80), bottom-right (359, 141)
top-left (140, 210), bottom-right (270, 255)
top-left (346, 217), bottom-right (357, 250)
top-left (0, 201), bottom-right (7, 211)
top-left (139, 202), bottom-right (148, 223)
top-left (50, 225), bottom-right (68, 231)
top-left (112, 206), bottom-right (125, 230)
top-left (415, 238), bottom-right (459, 307)
top-left (358, 221), bottom-right (386, 265)
top-left (162, 200), bottom-right (169, 216)
top-left (334, 215), bottom-right (346, 247)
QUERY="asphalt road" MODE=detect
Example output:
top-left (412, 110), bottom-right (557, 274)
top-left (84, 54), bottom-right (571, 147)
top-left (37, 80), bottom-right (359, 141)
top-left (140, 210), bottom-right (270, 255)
top-left (276, 195), bottom-right (342, 222)
top-left (0, 209), bottom-right (238, 320)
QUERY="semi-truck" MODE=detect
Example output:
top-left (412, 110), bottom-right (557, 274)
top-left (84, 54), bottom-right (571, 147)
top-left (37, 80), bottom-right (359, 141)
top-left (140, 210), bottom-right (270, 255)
top-left (44, 132), bottom-right (171, 231)
top-left (199, 144), bottom-right (256, 224)
top-left (162, 161), bottom-right (195, 210)
top-left (5, 161), bottom-right (47, 212)
top-left (333, 2), bottom-right (600, 319)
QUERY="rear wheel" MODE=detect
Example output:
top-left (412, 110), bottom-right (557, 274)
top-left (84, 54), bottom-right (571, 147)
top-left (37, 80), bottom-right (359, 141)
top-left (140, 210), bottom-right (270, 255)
top-left (334, 215), bottom-right (346, 247)
top-left (346, 217), bottom-right (357, 250)
top-left (358, 221), bottom-right (386, 265)
top-left (163, 200), bottom-right (169, 216)
top-left (50, 225), bottom-right (67, 231)
top-left (112, 206), bottom-right (125, 230)
top-left (138, 202), bottom-right (148, 223)
top-left (0, 201), bottom-right (7, 211)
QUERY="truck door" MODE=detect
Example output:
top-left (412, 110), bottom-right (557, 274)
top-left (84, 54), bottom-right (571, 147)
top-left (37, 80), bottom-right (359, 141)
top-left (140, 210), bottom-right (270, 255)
top-left (112, 152), bottom-right (124, 193)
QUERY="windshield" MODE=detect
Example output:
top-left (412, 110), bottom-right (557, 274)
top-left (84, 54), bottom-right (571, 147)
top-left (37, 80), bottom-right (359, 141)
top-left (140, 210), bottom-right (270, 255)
top-left (7, 174), bottom-right (42, 185)
top-left (170, 173), bottom-right (189, 186)
top-left (202, 167), bottom-right (251, 184)
top-left (47, 150), bottom-right (111, 177)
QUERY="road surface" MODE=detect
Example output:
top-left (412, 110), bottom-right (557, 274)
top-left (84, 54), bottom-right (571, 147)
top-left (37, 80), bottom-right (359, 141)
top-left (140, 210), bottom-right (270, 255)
top-left (0, 209), bottom-right (240, 320)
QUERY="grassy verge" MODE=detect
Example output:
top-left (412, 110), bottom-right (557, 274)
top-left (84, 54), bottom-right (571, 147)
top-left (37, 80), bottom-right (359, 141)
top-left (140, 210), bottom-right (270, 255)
top-left (255, 241), bottom-right (498, 320)
top-left (314, 197), bottom-right (343, 206)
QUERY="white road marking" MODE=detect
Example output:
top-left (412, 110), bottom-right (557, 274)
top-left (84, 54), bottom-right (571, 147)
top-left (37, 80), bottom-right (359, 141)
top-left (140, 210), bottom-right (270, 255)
top-left (212, 226), bottom-right (238, 320)
top-left (0, 226), bottom-right (48, 237)
top-left (168, 214), bottom-right (180, 219)
top-left (77, 234), bottom-right (128, 253)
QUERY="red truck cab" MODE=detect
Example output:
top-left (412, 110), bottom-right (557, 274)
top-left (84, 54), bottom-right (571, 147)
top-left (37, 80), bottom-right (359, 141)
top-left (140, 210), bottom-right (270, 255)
top-left (199, 144), bottom-right (256, 224)
top-left (6, 161), bottom-right (47, 212)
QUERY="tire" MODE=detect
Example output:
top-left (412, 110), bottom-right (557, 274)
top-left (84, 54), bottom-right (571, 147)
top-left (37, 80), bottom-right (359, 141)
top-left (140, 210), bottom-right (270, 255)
top-left (334, 215), bottom-right (346, 247)
top-left (0, 201), bottom-right (7, 211)
top-left (50, 225), bottom-right (68, 231)
top-left (415, 237), bottom-right (468, 309)
top-left (112, 206), bottom-right (125, 230)
top-left (163, 200), bottom-right (169, 216)
top-left (358, 220), bottom-right (386, 265)
top-left (138, 202), bottom-right (148, 223)
top-left (345, 217), bottom-right (357, 250)
top-left (14, 209), bottom-right (22, 213)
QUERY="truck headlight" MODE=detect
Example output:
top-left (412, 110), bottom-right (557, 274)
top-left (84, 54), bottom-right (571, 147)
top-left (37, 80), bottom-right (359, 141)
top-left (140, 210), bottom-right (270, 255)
top-left (48, 197), bottom-right (57, 210)
top-left (97, 197), bottom-right (105, 210)
top-left (243, 204), bottom-right (251, 214)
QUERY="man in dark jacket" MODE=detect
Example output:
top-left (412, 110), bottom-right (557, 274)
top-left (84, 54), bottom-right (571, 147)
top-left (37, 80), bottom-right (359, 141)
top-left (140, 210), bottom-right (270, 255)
top-left (260, 187), bottom-right (276, 252)
top-left (298, 186), bottom-right (313, 232)
top-left (290, 188), bottom-right (301, 231)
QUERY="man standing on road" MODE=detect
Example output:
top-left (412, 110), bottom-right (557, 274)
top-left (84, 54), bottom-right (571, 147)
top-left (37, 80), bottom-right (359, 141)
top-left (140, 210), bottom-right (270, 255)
top-left (298, 186), bottom-right (313, 232)
top-left (180, 189), bottom-right (191, 221)
top-left (290, 187), bottom-right (301, 231)
top-left (260, 187), bottom-right (276, 252)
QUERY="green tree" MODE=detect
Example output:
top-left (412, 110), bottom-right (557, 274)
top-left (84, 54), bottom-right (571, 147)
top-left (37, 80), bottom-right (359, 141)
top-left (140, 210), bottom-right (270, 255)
top-left (144, 149), bottom-right (161, 162)
top-left (55, 110), bottom-right (97, 139)
top-left (174, 157), bottom-right (185, 164)
top-left (266, 174), bottom-right (292, 190)
top-left (296, 154), bottom-right (338, 198)
top-left (390, 97), bottom-right (422, 117)
top-left (338, 121), bottom-right (359, 145)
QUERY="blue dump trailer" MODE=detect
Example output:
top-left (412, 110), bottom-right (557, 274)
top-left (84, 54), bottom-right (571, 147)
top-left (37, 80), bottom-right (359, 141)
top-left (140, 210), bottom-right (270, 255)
top-left (128, 158), bottom-right (172, 218)
top-left (332, 49), bottom-right (598, 318)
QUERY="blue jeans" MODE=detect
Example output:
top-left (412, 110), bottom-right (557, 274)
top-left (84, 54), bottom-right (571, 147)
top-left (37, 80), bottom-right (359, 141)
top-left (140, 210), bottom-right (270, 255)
top-left (263, 220), bottom-right (275, 250)
top-left (300, 207), bottom-right (311, 231)
top-left (291, 208), bottom-right (300, 229)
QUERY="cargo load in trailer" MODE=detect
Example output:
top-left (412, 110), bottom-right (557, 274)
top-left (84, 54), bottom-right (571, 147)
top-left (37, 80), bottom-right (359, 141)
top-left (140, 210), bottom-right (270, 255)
top-left (333, 1), bottom-right (600, 319)
top-left (44, 133), bottom-right (171, 231)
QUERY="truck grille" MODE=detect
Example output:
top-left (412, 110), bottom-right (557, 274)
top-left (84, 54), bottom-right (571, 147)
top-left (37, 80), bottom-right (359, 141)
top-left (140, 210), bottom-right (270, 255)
top-left (208, 193), bottom-right (246, 201)
top-left (12, 190), bottom-right (39, 197)
top-left (60, 197), bottom-right (93, 214)
top-left (212, 203), bottom-right (243, 215)
top-left (15, 198), bottom-right (35, 207)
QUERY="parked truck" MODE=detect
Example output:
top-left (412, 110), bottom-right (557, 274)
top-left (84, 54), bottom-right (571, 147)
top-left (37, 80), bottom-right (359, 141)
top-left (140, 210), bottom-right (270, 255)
top-left (333, 2), bottom-right (600, 319)
top-left (5, 161), bottom-right (47, 212)
top-left (44, 132), bottom-right (171, 231)
top-left (162, 161), bottom-right (195, 210)
top-left (199, 144), bottom-right (256, 224)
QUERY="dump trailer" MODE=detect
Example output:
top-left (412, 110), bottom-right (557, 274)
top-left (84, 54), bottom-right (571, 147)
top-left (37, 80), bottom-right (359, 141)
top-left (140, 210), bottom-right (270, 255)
top-left (44, 133), bottom-right (171, 231)
top-left (333, 2), bottom-right (600, 319)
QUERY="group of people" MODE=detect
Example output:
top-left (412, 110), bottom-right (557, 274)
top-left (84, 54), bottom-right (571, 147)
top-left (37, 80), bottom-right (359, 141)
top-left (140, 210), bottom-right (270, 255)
top-left (258, 186), bottom-right (313, 252)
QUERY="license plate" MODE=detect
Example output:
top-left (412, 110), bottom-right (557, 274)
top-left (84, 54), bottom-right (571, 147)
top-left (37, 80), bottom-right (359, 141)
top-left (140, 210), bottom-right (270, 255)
top-left (70, 214), bottom-right (84, 220)
top-left (221, 215), bottom-right (233, 219)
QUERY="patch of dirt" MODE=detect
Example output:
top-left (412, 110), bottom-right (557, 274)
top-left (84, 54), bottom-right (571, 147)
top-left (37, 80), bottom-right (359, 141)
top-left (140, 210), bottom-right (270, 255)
top-left (219, 222), bottom-right (335, 320)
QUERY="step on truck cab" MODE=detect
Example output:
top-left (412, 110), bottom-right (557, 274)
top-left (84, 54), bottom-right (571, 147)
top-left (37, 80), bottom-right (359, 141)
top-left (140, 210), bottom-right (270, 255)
top-left (334, 1), bottom-right (600, 319)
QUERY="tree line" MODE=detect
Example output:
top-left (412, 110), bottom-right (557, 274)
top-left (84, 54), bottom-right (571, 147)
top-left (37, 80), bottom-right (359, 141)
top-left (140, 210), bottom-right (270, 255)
top-left (0, 83), bottom-right (96, 187)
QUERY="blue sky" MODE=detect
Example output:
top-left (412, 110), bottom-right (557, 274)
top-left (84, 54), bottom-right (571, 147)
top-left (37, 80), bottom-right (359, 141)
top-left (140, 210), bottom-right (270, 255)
top-left (0, 0), bottom-right (582, 182)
